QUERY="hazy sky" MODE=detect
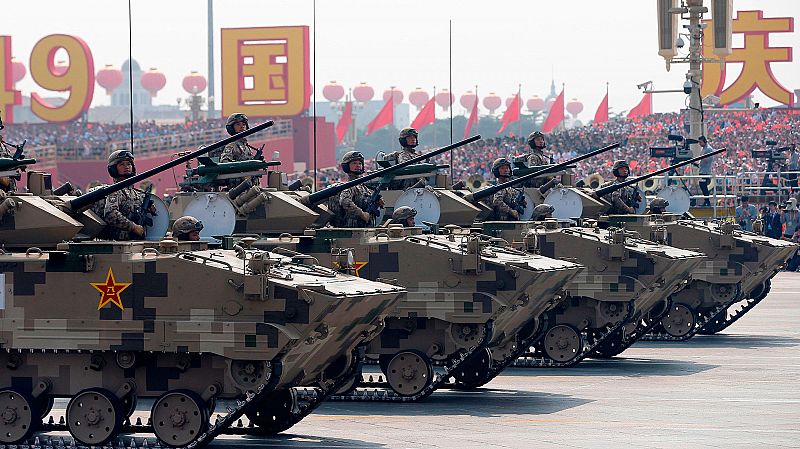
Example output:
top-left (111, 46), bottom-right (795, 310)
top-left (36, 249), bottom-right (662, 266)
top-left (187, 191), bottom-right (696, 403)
top-left (5, 0), bottom-right (799, 118)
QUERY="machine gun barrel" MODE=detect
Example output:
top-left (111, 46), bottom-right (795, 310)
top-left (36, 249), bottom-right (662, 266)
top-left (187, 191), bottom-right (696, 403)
top-left (594, 148), bottom-right (725, 197)
top-left (301, 134), bottom-right (481, 206)
top-left (465, 142), bottom-right (621, 203)
top-left (68, 120), bottom-right (274, 211)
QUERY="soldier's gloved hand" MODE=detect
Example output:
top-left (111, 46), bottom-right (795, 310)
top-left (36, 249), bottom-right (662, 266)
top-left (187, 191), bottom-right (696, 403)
top-left (511, 210), bottom-right (520, 220)
top-left (148, 202), bottom-right (158, 215)
top-left (360, 211), bottom-right (371, 223)
top-left (626, 206), bottom-right (636, 214)
top-left (376, 197), bottom-right (385, 208)
top-left (132, 224), bottom-right (146, 238)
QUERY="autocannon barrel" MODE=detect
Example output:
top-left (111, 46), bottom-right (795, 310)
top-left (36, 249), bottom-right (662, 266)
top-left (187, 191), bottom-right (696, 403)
top-left (466, 142), bottom-right (621, 203)
top-left (68, 121), bottom-right (274, 212)
top-left (301, 134), bottom-right (481, 206)
top-left (594, 148), bottom-right (726, 198)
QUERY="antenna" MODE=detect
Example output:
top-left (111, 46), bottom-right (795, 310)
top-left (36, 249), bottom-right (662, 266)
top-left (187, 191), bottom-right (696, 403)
top-left (312, 0), bottom-right (317, 191)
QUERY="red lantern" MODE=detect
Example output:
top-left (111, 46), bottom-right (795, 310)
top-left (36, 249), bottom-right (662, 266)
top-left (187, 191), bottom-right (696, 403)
top-left (408, 88), bottom-right (429, 110)
top-left (566, 98), bottom-right (584, 117)
top-left (322, 81), bottom-right (345, 102)
top-left (353, 82), bottom-right (374, 103)
top-left (96, 64), bottom-right (123, 96)
top-left (11, 58), bottom-right (25, 83)
top-left (140, 68), bottom-right (166, 97)
top-left (482, 93), bottom-right (501, 114)
top-left (435, 89), bottom-right (454, 110)
top-left (526, 96), bottom-right (545, 113)
top-left (460, 91), bottom-right (477, 110)
top-left (382, 88), bottom-right (403, 104)
top-left (182, 71), bottom-right (207, 95)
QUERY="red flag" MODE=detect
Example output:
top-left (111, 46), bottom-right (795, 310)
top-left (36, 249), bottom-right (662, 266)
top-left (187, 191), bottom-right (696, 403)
top-left (541, 89), bottom-right (565, 133)
top-left (335, 101), bottom-right (352, 144)
top-left (411, 97), bottom-right (436, 130)
top-left (463, 95), bottom-right (479, 138)
top-left (365, 98), bottom-right (394, 136)
top-left (498, 94), bottom-right (520, 133)
top-left (627, 92), bottom-right (652, 118)
top-left (594, 92), bottom-right (609, 124)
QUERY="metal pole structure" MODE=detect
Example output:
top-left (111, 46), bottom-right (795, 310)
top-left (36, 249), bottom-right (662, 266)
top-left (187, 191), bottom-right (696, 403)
top-left (686, 0), bottom-right (705, 157)
top-left (127, 0), bottom-right (134, 152)
top-left (207, 0), bottom-right (215, 118)
top-left (432, 85), bottom-right (437, 148)
top-left (312, 0), bottom-right (317, 191)
top-left (449, 20), bottom-right (454, 181)
top-left (517, 83), bottom-right (522, 140)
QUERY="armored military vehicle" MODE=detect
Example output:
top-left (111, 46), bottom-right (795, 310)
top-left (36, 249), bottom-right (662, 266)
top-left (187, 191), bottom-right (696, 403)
top-left (0, 124), bottom-right (406, 446)
top-left (541, 150), bottom-right (796, 351)
top-left (167, 137), bottom-right (584, 398)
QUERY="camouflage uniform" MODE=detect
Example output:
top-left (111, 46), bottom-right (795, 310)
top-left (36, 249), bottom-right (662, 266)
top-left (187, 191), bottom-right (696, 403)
top-left (490, 186), bottom-right (522, 221)
top-left (521, 132), bottom-right (551, 188)
top-left (0, 140), bottom-right (16, 192)
top-left (388, 128), bottom-right (424, 190)
top-left (103, 184), bottom-right (145, 240)
top-left (601, 180), bottom-right (638, 215)
top-left (219, 139), bottom-right (252, 162)
top-left (328, 183), bottom-right (375, 227)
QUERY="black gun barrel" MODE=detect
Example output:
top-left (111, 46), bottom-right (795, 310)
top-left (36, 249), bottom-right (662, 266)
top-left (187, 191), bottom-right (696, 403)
top-left (68, 121), bottom-right (274, 211)
top-left (466, 142), bottom-right (621, 203)
top-left (302, 134), bottom-right (481, 206)
top-left (595, 148), bottom-right (725, 197)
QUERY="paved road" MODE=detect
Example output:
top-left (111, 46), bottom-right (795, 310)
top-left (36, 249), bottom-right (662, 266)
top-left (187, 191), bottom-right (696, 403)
top-left (45, 272), bottom-right (800, 448)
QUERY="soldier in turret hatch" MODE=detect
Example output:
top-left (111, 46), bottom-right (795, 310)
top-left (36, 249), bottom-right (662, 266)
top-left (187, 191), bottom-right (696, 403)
top-left (649, 197), bottom-right (670, 215)
top-left (392, 206), bottom-right (417, 227)
top-left (520, 131), bottom-right (553, 188)
top-left (531, 203), bottom-right (555, 221)
top-left (600, 160), bottom-right (640, 215)
top-left (0, 128), bottom-right (17, 192)
top-left (172, 215), bottom-right (204, 241)
top-left (488, 158), bottom-right (525, 221)
top-left (387, 127), bottom-right (427, 190)
top-left (103, 150), bottom-right (156, 240)
top-left (328, 151), bottom-right (384, 227)
top-left (219, 113), bottom-right (254, 162)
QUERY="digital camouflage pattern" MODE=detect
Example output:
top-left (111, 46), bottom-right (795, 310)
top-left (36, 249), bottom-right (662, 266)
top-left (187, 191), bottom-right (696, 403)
top-left (103, 184), bottom-right (145, 240)
top-left (0, 239), bottom-right (404, 443)
top-left (0, 141), bottom-right (17, 192)
top-left (327, 182), bottom-right (376, 227)
top-left (489, 187), bottom-right (521, 221)
top-left (220, 139), bottom-right (252, 163)
top-left (600, 180), bottom-right (637, 214)
top-left (252, 226), bottom-right (582, 383)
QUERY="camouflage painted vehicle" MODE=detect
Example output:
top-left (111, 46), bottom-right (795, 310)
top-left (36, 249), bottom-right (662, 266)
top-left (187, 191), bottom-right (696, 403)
top-left (247, 223), bottom-right (583, 397)
top-left (479, 219), bottom-right (704, 365)
top-left (0, 124), bottom-right (406, 446)
top-left (597, 213), bottom-right (797, 346)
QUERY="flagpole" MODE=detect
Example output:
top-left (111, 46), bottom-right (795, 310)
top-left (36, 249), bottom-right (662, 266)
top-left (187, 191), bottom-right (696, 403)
top-left (449, 19), bottom-right (454, 181)
top-left (517, 83), bottom-right (522, 141)
top-left (312, 0), bottom-right (317, 191)
top-left (606, 81), bottom-right (609, 122)
top-left (432, 85), bottom-right (437, 148)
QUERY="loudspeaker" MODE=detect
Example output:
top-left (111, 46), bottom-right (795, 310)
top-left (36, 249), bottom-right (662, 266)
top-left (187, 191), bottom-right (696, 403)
top-left (711, 0), bottom-right (733, 57)
top-left (657, 0), bottom-right (679, 61)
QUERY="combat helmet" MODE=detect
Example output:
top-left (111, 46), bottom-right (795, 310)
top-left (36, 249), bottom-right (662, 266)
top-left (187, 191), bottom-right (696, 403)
top-left (531, 203), bottom-right (555, 221)
top-left (107, 150), bottom-right (135, 178)
top-left (172, 216), bottom-right (204, 240)
top-left (611, 160), bottom-right (630, 178)
top-left (527, 131), bottom-right (546, 150)
top-left (491, 157), bottom-right (512, 178)
top-left (392, 205), bottom-right (417, 222)
top-left (225, 113), bottom-right (249, 136)
top-left (649, 197), bottom-right (669, 214)
top-left (399, 127), bottom-right (419, 148)
top-left (340, 150), bottom-right (365, 175)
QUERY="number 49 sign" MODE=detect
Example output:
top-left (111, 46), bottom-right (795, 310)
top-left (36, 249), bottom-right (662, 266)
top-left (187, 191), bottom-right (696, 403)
top-left (1, 35), bottom-right (95, 123)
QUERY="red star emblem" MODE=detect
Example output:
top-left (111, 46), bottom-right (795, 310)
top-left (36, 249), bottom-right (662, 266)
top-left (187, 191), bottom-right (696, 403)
top-left (353, 261), bottom-right (368, 277)
top-left (91, 268), bottom-right (131, 311)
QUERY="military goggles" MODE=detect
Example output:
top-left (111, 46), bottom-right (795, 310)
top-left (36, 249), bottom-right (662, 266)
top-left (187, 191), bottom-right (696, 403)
top-left (186, 220), bottom-right (204, 232)
top-left (116, 151), bottom-right (135, 161)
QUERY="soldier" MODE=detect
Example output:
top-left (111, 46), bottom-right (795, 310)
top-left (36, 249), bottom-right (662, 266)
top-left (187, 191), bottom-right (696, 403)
top-left (531, 203), bottom-right (555, 221)
top-left (0, 127), bottom-right (18, 193)
top-left (488, 158), bottom-right (525, 221)
top-left (601, 160), bottom-right (640, 215)
top-left (649, 197), bottom-right (670, 214)
top-left (172, 216), bottom-right (204, 241)
top-left (388, 127), bottom-right (425, 190)
top-left (102, 150), bottom-right (156, 240)
top-left (215, 113), bottom-right (252, 162)
top-left (521, 131), bottom-right (553, 188)
top-left (328, 151), bottom-right (384, 227)
top-left (392, 206), bottom-right (417, 227)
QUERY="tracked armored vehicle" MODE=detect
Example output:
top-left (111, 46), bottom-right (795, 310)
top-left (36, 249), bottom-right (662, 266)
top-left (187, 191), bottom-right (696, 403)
top-left (168, 137), bottom-right (587, 400)
top-left (0, 124), bottom-right (406, 446)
